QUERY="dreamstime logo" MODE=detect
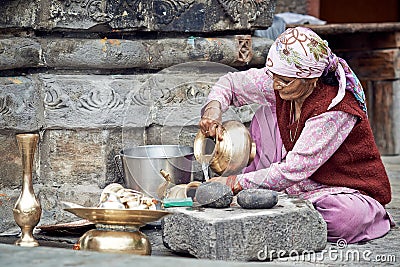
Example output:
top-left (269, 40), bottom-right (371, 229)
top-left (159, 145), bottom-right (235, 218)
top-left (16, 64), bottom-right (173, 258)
top-left (257, 238), bottom-right (397, 263)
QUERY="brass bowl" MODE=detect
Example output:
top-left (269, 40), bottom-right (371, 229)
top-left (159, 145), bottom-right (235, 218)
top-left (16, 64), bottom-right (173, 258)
top-left (64, 208), bottom-right (171, 227)
top-left (64, 208), bottom-right (171, 254)
top-left (77, 229), bottom-right (151, 255)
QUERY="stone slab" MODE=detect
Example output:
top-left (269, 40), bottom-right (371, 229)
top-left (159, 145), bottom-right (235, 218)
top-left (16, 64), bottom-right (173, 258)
top-left (0, 0), bottom-right (276, 32)
top-left (39, 128), bottom-right (134, 188)
top-left (42, 37), bottom-right (272, 70)
top-left (0, 131), bottom-right (25, 189)
top-left (0, 76), bottom-right (43, 131)
top-left (0, 188), bottom-right (21, 233)
top-left (162, 194), bottom-right (327, 261)
top-left (0, 38), bottom-right (42, 70)
top-left (41, 71), bottom-right (257, 129)
top-left (0, 36), bottom-right (272, 71)
top-left (41, 74), bottom-right (150, 128)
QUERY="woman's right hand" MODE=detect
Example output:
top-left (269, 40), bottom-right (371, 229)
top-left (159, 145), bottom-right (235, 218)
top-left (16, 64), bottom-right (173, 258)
top-left (199, 100), bottom-right (223, 141)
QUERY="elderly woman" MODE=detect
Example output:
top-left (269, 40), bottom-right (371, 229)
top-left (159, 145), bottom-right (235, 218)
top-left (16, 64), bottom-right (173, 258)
top-left (200, 27), bottom-right (393, 243)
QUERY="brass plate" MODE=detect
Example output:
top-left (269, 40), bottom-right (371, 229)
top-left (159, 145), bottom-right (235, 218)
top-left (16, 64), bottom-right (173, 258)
top-left (64, 208), bottom-right (171, 227)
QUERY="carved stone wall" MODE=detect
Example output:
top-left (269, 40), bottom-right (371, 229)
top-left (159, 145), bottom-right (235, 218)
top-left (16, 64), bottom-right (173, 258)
top-left (275, 0), bottom-right (308, 15)
top-left (0, 1), bottom-right (277, 232)
top-left (0, 0), bottom-right (275, 32)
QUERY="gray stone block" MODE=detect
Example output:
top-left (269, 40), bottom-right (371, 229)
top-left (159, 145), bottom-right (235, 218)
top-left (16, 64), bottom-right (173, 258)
top-left (0, 38), bottom-right (42, 70)
top-left (41, 74), bottom-right (148, 129)
top-left (0, 132), bottom-right (24, 189)
top-left (37, 183), bottom-right (103, 226)
top-left (42, 37), bottom-right (272, 70)
top-left (162, 194), bottom-right (327, 261)
top-left (0, 0), bottom-right (276, 32)
top-left (39, 128), bottom-right (135, 188)
top-left (0, 1), bottom-right (38, 28)
top-left (0, 36), bottom-right (272, 71)
top-left (0, 76), bottom-right (43, 131)
top-left (40, 71), bottom-right (254, 129)
top-left (0, 188), bottom-right (20, 233)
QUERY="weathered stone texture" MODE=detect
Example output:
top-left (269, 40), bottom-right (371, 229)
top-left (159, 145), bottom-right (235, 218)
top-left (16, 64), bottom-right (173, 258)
top-left (0, 132), bottom-right (22, 189)
top-left (0, 188), bottom-right (20, 232)
top-left (275, 0), bottom-right (308, 15)
top-left (0, 0), bottom-right (278, 234)
top-left (162, 194), bottom-right (327, 261)
top-left (0, 38), bottom-right (42, 70)
top-left (43, 37), bottom-right (271, 69)
top-left (42, 74), bottom-right (149, 129)
top-left (0, 0), bottom-right (275, 32)
top-left (0, 0), bottom-right (39, 28)
top-left (0, 76), bottom-right (43, 132)
top-left (39, 129), bottom-right (132, 188)
top-left (37, 183), bottom-right (102, 224)
top-left (0, 36), bottom-right (272, 71)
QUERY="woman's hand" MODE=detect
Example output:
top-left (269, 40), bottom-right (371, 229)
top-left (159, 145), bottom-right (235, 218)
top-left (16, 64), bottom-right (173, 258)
top-left (208, 175), bottom-right (243, 194)
top-left (199, 100), bottom-right (223, 141)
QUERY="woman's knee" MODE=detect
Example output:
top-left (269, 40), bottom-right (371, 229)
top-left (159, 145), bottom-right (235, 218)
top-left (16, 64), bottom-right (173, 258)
top-left (314, 193), bottom-right (389, 243)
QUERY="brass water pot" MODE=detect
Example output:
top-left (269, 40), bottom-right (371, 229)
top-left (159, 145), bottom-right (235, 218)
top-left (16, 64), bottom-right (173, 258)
top-left (194, 120), bottom-right (256, 176)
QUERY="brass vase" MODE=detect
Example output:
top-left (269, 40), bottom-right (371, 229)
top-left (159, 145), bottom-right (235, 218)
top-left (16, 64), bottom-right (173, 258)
top-left (13, 133), bottom-right (42, 247)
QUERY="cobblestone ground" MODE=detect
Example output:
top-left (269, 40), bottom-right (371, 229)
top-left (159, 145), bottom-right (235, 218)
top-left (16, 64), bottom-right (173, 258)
top-left (1, 156), bottom-right (399, 266)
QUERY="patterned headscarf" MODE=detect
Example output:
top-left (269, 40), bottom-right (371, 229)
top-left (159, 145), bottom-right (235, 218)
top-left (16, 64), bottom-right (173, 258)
top-left (266, 27), bottom-right (367, 113)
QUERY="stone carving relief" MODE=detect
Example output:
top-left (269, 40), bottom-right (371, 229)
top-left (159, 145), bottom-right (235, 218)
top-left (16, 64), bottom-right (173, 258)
top-left (78, 88), bottom-right (124, 112)
top-left (218, 0), bottom-right (269, 22)
top-left (157, 83), bottom-right (210, 106)
top-left (142, 74), bottom-right (211, 107)
top-left (235, 35), bottom-right (253, 63)
top-left (153, 0), bottom-right (195, 24)
top-left (50, 0), bottom-right (113, 23)
top-left (86, 0), bottom-right (114, 23)
top-left (49, 0), bottom-right (195, 28)
top-left (0, 94), bottom-right (14, 116)
top-left (44, 88), bottom-right (70, 110)
top-left (129, 87), bottom-right (151, 106)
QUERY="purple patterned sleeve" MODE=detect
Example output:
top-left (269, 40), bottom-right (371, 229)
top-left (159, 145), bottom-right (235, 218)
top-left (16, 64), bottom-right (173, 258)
top-left (206, 67), bottom-right (276, 111)
top-left (238, 111), bottom-right (358, 191)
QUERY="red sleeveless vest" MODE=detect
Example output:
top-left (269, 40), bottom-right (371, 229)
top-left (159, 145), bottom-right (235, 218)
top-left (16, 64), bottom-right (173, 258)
top-left (275, 83), bottom-right (391, 205)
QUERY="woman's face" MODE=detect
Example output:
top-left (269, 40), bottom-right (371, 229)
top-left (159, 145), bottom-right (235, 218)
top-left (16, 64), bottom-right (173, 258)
top-left (272, 73), bottom-right (315, 101)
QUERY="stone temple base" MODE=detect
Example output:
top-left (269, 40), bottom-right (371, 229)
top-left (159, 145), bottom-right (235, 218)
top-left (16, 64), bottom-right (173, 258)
top-left (161, 194), bottom-right (327, 261)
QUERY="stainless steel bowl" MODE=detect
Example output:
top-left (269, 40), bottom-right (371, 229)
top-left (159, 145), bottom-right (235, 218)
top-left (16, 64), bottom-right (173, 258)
top-left (115, 145), bottom-right (194, 199)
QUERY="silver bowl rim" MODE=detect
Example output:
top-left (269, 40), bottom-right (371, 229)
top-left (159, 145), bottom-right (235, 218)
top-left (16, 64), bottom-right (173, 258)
top-left (119, 145), bottom-right (194, 159)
